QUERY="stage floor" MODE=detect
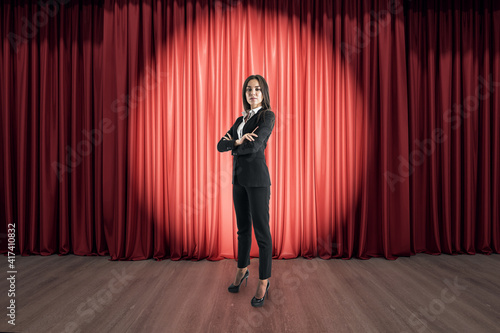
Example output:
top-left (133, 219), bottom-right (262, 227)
top-left (1, 252), bottom-right (499, 333)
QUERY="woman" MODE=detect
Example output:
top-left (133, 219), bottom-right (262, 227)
top-left (217, 74), bottom-right (275, 307)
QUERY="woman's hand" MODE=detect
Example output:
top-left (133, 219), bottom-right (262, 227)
top-left (223, 133), bottom-right (232, 141)
top-left (235, 127), bottom-right (259, 146)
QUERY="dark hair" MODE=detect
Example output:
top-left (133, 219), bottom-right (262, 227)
top-left (242, 74), bottom-right (272, 123)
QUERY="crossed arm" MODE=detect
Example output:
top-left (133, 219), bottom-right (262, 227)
top-left (216, 111), bottom-right (275, 155)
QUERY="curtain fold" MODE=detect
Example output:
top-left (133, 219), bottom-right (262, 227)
top-left (1, 0), bottom-right (498, 261)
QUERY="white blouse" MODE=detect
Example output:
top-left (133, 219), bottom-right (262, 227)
top-left (237, 106), bottom-right (262, 139)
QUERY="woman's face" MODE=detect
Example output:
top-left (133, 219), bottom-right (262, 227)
top-left (245, 79), bottom-right (263, 109)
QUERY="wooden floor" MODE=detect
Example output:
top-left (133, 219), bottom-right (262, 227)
top-left (0, 253), bottom-right (499, 333)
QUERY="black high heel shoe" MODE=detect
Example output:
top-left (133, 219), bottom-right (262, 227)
top-left (228, 269), bottom-right (249, 293)
top-left (251, 280), bottom-right (269, 307)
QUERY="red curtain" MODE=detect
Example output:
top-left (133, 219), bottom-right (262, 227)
top-left (405, 1), bottom-right (500, 254)
top-left (1, 0), bottom-right (498, 261)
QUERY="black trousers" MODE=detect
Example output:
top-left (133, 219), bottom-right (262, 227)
top-left (233, 173), bottom-right (272, 280)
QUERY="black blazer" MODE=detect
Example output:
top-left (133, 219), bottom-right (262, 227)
top-left (217, 109), bottom-right (275, 187)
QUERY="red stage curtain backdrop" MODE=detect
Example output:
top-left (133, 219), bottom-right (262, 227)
top-left (405, 1), bottom-right (500, 255)
top-left (1, 0), bottom-right (499, 260)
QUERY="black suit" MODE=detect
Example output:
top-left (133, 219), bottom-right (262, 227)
top-left (217, 109), bottom-right (275, 280)
top-left (217, 110), bottom-right (275, 186)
